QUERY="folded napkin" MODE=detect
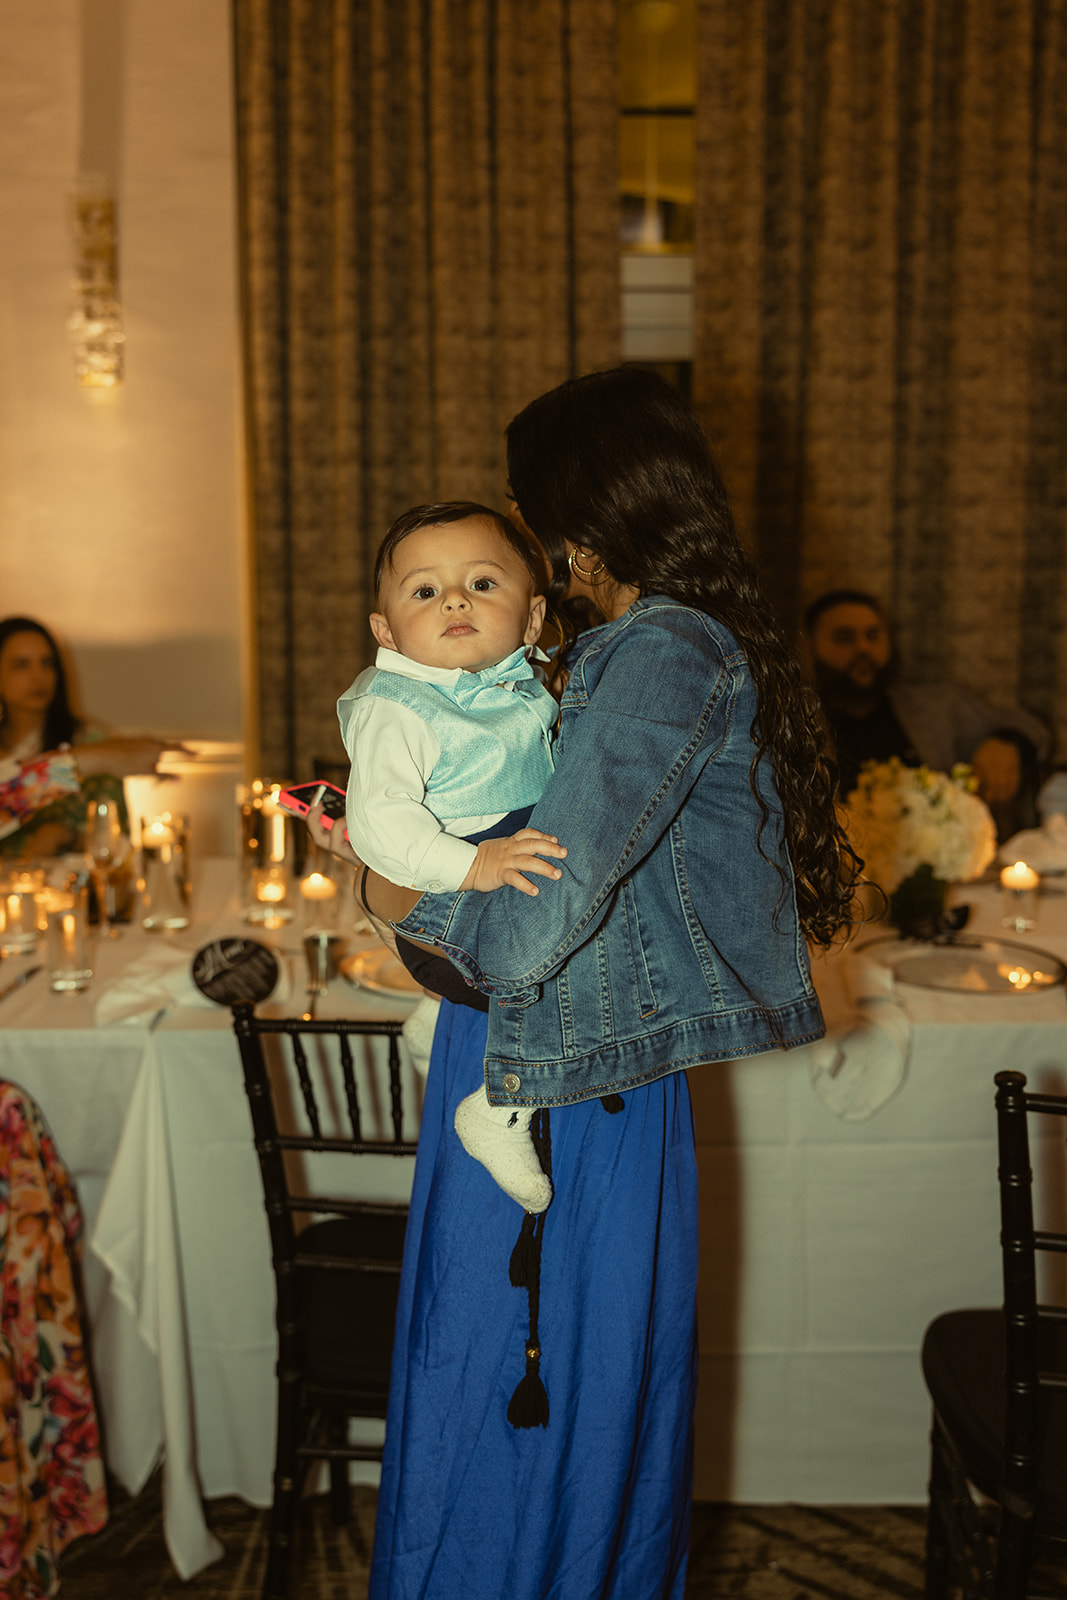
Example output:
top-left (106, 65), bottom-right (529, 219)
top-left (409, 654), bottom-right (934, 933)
top-left (807, 947), bottom-right (912, 1121)
top-left (998, 811), bottom-right (1067, 874)
top-left (401, 995), bottom-right (441, 1078)
top-left (95, 945), bottom-right (290, 1027)
top-left (1038, 773), bottom-right (1067, 823)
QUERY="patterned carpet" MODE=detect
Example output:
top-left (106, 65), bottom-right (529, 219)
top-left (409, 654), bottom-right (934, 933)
top-left (58, 1474), bottom-right (932, 1599)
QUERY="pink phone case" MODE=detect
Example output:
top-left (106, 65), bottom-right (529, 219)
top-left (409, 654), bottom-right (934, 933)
top-left (277, 782), bottom-right (349, 837)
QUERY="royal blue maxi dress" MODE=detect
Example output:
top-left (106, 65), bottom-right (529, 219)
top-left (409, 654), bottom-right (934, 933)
top-left (368, 997), bottom-right (699, 1600)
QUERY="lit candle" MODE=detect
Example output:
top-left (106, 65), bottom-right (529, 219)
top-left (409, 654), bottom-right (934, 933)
top-left (42, 888), bottom-right (74, 915)
top-left (255, 874), bottom-right (287, 904)
top-left (61, 912), bottom-right (77, 958)
top-left (264, 788), bottom-right (287, 862)
top-left (143, 818), bottom-right (176, 848)
top-left (1001, 861), bottom-right (1040, 892)
top-left (299, 872), bottom-right (338, 902)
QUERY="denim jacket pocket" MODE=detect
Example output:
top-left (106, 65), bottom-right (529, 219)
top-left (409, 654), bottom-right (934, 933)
top-left (620, 876), bottom-right (658, 1019)
top-left (554, 931), bottom-right (614, 1054)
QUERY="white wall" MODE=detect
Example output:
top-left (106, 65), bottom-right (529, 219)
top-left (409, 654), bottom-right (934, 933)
top-left (0, 0), bottom-right (245, 743)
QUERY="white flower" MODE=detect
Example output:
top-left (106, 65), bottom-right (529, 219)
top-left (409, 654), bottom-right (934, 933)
top-left (841, 758), bottom-right (996, 894)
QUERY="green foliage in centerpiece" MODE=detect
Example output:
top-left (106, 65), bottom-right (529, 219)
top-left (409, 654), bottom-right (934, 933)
top-left (886, 862), bottom-right (950, 938)
top-left (841, 758), bottom-right (996, 936)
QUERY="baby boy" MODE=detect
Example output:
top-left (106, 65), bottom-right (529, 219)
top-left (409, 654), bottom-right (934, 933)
top-left (337, 501), bottom-right (567, 1211)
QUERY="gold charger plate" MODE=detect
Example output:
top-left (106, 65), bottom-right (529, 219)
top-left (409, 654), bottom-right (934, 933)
top-left (338, 946), bottom-right (424, 1001)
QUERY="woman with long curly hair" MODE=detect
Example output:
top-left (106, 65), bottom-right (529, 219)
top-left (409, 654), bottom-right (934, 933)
top-left (320, 366), bottom-right (857, 1600)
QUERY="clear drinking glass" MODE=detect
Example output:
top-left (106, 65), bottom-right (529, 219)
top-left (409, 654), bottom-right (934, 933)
top-left (44, 879), bottom-right (93, 991)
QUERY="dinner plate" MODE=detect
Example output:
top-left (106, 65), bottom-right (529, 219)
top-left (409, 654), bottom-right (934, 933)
top-left (338, 946), bottom-right (424, 1000)
top-left (856, 935), bottom-right (1067, 995)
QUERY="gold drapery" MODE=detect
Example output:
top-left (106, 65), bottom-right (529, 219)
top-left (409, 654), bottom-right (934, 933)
top-left (694, 0), bottom-right (1067, 748)
top-left (233, 0), bottom-right (618, 779)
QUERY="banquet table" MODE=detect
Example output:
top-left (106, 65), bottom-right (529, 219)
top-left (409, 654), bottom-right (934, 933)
top-left (0, 858), bottom-right (421, 1578)
top-left (2, 862), bottom-right (1067, 1576)
top-left (688, 877), bottom-right (1067, 1503)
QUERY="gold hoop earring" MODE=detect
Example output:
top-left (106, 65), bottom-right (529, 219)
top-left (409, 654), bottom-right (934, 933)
top-left (567, 548), bottom-right (606, 581)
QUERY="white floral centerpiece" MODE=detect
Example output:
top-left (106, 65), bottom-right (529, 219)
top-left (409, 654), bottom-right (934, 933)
top-left (842, 758), bottom-right (996, 934)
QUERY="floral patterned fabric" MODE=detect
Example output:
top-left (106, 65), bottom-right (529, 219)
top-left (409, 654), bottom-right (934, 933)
top-left (0, 1083), bottom-right (107, 1598)
top-left (0, 726), bottom-right (128, 860)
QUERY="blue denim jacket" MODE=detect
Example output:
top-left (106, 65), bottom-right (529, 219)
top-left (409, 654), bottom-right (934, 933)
top-left (396, 596), bottom-right (825, 1106)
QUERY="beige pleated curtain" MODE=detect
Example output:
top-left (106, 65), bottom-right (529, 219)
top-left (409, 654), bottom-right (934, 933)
top-left (694, 0), bottom-right (1067, 752)
top-left (236, 0), bottom-right (1067, 773)
top-left (233, 0), bottom-right (619, 780)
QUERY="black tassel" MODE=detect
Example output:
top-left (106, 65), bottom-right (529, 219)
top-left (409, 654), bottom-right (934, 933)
top-left (509, 1212), bottom-right (538, 1288)
top-left (507, 1346), bottom-right (550, 1428)
top-left (507, 1109), bottom-right (552, 1429)
top-left (600, 1093), bottom-right (624, 1114)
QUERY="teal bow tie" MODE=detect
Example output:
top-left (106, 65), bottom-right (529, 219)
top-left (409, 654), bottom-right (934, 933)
top-left (444, 647), bottom-right (537, 712)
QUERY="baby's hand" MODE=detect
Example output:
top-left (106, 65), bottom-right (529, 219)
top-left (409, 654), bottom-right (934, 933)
top-left (460, 829), bottom-right (567, 896)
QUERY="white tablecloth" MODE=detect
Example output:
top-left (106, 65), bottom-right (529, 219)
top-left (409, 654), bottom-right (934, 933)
top-left (2, 863), bottom-right (1066, 1574)
top-left (688, 879), bottom-right (1067, 1502)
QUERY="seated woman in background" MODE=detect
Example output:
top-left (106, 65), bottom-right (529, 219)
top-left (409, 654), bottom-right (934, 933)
top-left (0, 615), bottom-right (186, 858)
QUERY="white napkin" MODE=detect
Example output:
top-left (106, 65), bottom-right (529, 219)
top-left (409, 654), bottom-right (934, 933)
top-left (401, 995), bottom-right (441, 1078)
top-left (808, 947), bottom-right (912, 1121)
top-left (1038, 773), bottom-right (1067, 823)
top-left (998, 812), bottom-right (1067, 874)
top-left (94, 946), bottom-right (290, 1026)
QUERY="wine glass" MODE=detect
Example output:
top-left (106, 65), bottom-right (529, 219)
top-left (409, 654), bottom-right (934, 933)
top-left (86, 799), bottom-right (132, 938)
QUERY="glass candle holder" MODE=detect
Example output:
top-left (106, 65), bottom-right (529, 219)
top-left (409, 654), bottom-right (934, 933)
top-left (0, 867), bottom-right (45, 955)
top-left (140, 813), bottom-right (191, 932)
top-left (247, 864), bottom-right (294, 928)
top-left (298, 844), bottom-right (342, 934)
top-left (1001, 860), bottom-right (1039, 932)
top-left (239, 781), bottom-right (295, 925)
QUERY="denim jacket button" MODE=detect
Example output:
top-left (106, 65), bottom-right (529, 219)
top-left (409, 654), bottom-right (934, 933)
top-left (502, 1073), bottom-right (521, 1092)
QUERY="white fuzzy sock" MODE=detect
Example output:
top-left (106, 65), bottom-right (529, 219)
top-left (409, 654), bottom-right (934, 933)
top-left (453, 1089), bottom-right (553, 1213)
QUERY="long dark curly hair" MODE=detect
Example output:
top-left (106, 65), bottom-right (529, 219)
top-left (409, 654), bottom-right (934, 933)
top-left (0, 616), bottom-right (80, 749)
top-left (505, 365), bottom-right (859, 946)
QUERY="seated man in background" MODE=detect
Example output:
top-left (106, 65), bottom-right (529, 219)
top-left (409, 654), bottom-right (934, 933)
top-left (803, 589), bottom-right (1050, 838)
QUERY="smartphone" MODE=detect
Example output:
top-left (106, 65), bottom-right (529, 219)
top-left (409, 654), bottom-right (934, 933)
top-left (277, 780), bottom-right (349, 839)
